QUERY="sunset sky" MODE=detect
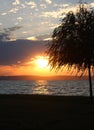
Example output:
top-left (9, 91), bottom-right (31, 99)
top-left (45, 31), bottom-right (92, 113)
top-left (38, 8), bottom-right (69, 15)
top-left (0, 0), bottom-right (94, 76)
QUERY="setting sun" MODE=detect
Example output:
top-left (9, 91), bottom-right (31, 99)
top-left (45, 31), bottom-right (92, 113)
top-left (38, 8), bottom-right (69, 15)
top-left (24, 55), bottom-right (61, 76)
top-left (35, 56), bottom-right (49, 68)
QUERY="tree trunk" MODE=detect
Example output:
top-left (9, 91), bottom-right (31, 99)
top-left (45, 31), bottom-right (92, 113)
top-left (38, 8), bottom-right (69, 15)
top-left (88, 65), bottom-right (93, 99)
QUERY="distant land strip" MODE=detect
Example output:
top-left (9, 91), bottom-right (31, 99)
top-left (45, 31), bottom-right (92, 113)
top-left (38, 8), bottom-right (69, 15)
top-left (0, 75), bottom-right (92, 80)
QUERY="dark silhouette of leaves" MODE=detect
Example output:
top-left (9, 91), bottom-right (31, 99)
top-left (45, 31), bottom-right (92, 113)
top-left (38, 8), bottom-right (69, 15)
top-left (47, 4), bottom-right (94, 98)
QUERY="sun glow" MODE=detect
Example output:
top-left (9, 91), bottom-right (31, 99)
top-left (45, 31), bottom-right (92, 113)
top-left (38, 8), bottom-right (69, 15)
top-left (25, 55), bottom-right (54, 76)
top-left (35, 56), bottom-right (49, 68)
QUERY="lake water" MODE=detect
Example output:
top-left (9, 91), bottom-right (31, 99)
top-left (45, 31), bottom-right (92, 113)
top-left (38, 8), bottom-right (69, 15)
top-left (0, 80), bottom-right (94, 96)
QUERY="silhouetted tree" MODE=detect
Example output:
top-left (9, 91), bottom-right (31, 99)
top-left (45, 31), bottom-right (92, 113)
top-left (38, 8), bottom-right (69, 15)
top-left (47, 4), bottom-right (94, 98)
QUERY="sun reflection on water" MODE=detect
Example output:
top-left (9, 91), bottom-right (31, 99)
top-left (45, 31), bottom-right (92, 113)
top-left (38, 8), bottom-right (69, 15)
top-left (32, 80), bottom-right (50, 95)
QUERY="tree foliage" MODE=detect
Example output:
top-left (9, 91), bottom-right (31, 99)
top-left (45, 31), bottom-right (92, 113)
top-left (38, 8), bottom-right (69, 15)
top-left (47, 4), bottom-right (94, 97)
top-left (48, 5), bottom-right (94, 73)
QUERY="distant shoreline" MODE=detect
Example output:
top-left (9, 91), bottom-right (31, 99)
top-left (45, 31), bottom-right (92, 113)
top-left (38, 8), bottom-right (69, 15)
top-left (0, 75), bottom-right (91, 80)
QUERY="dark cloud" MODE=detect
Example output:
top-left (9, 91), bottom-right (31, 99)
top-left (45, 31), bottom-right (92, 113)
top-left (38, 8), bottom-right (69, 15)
top-left (5, 26), bottom-right (22, 32)
top-left (0, 26), bottom-right (22, 41)
top-left (0, 39), bottom-right (47, 65)
top-left (36, 34), bottom-right (51, 41)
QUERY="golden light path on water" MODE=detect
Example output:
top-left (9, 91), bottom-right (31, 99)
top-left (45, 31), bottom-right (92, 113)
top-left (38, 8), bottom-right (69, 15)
top-left (32, 80), bottom-right (50, 95)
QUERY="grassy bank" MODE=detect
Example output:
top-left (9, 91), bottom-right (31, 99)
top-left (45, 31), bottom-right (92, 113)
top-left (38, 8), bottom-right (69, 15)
top-left (0, 94), bottom-right (94, 130)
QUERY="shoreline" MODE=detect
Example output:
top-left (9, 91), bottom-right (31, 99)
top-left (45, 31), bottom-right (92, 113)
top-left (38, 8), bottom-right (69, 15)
top-left (0, 94), bottom-right (94, 129)
top-left (0, 75), bottom-right (92, 80)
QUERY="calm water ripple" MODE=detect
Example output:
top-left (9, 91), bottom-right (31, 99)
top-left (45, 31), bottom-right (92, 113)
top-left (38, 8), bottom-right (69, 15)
top-left (0, 80), bottom-right (94, 96)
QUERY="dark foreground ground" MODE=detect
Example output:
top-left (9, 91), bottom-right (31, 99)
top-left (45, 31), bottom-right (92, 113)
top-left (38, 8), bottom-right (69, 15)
top-left (0, 95), bottom-right (94, 130)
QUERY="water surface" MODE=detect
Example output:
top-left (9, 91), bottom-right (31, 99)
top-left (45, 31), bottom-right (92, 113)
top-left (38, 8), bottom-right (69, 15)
top-left (0, 80), bottom-right (93, 96)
